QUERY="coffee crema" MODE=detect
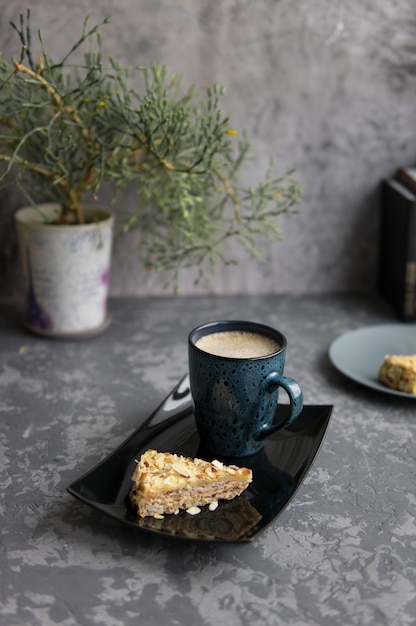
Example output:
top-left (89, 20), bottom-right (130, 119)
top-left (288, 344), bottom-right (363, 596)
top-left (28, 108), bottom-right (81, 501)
top-left (195, 330), bottom-right (281, 359)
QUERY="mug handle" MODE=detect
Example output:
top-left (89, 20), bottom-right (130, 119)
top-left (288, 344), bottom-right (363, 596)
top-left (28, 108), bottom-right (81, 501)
top-left (255, 372), bottom-right (304, 440)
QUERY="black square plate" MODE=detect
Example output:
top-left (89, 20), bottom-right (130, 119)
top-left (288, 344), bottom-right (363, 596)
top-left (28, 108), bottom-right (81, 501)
top-left (67, 376), bottom-right (332, 543)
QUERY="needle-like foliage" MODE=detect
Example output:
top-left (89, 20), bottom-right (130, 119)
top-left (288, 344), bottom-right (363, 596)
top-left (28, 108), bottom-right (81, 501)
top-left (0, 11), bottom-right (302, 280)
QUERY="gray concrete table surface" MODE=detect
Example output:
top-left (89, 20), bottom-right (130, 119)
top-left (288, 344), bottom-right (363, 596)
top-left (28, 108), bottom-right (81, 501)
top-left (0, 294), bottom-right (415, 626)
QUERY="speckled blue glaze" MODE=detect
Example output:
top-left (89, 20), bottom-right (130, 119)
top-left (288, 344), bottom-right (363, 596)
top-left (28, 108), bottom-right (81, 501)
top-left (188, 320), bottom-right (304, 457)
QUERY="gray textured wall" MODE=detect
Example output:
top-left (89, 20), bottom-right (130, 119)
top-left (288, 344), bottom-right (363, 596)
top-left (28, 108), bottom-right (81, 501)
top-left (1, 0), bottom-right (416, 296)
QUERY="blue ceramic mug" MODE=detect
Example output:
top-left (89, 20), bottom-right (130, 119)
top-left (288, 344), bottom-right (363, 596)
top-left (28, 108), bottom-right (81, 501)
top-left (188, 320), bottom-right (303, 457)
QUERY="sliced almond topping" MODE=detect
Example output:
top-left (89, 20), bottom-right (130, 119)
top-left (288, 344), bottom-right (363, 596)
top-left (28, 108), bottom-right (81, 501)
top-left (186, 506), bottom-right (201, 515)
top-left (209, 501), bottom-right (219, 511)
top-left (154, 455), bottom-right (165, 469)
top-left (212, 460), bottom-right (224, 469)
top-left (172, 462), bottom-right (192, 477)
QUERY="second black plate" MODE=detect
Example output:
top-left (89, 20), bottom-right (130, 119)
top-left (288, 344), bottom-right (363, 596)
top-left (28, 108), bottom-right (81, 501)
top-left (67, 376), bottom-right (332, 543)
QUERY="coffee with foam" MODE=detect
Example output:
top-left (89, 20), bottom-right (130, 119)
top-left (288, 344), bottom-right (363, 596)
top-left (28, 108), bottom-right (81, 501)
top-left (195, 330), bottom-right (281, 359)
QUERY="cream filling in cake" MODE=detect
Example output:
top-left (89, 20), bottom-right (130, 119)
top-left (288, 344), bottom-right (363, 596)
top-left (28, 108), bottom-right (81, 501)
top-left (378, 354), bottom-right (416, 394)
top-left (129, 449), bottom-right (253, 518)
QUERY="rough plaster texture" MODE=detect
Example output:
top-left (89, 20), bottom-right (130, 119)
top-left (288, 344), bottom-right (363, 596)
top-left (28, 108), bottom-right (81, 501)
top-left (1, 294), bottom-right (416, 625)
top-left (1, 0), bottom-right (416, 296)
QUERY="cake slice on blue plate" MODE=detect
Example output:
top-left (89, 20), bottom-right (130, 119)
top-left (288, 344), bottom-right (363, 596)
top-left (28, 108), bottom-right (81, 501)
top-left (378, 354), bottom-right (416, 394)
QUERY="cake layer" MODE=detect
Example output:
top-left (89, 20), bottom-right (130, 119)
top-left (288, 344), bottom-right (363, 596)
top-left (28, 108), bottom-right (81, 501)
top-left (378, 354), bottom-right (416, 394)
top-left (129, 449), bottom-right (252, 518)
top-left (136, 495), bottom-right (262, 541)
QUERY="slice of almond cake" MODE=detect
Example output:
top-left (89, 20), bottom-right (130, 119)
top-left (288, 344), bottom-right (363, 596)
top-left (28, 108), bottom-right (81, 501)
top-left (129, 449), bottom-right (252, 518)
top-left (378, 354), bottom-right (416, 394)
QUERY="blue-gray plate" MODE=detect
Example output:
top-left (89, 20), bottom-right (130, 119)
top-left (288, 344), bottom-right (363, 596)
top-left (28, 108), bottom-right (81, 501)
top-left (67, 376), bottom-right (332, 543)
top-left (329, 324), bottom-right (416, 398)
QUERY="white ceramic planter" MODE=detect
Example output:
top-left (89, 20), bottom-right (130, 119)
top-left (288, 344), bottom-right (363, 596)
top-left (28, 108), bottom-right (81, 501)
top-left (15, 204), bottom-right (114, 338)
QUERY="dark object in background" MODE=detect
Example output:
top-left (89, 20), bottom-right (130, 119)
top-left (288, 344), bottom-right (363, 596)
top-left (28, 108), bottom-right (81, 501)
top-left (379, 173), bottom-right (416, 322)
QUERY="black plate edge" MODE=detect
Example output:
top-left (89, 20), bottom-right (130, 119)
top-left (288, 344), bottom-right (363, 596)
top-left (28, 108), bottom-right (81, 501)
top-left (67, 406), bottom-right (333, 543)
top-left (66, 380), bottom-right (333, 543)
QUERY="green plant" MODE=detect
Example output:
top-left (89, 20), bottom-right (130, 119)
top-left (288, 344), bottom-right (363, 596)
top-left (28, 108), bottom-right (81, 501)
top-left (108, 66), bottom-right (303, 280)
top-left (0, 12), bottom-right (128, 224)
top-left (0, 11), bottom-right (302, 281)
